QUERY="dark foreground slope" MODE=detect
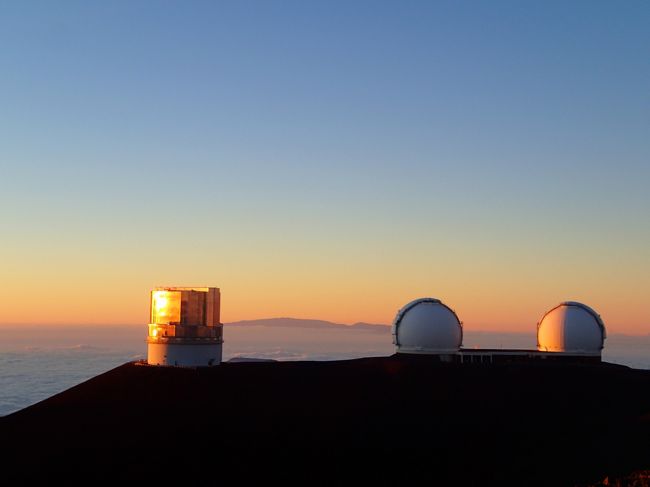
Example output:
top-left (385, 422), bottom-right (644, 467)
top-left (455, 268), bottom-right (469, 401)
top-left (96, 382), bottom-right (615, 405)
top-left (2, 356), bottom-right (650, 485)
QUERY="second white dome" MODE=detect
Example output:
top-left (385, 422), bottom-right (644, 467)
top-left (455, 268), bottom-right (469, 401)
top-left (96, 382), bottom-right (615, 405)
top-left (537, 301), bottom-right (606, 355)
top-left (392, 298), bottom-right (463, 354)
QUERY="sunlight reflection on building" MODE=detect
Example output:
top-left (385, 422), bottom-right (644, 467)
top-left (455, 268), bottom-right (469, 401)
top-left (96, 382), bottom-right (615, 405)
top-left (147, 287), bottom-right (223, 367)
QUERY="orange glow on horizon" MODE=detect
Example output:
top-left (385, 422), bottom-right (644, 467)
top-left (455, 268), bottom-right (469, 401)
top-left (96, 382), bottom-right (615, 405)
top-left (0, 242), bottom-right (647, 334)
top-left (0, 276), bottom-right (647, 336)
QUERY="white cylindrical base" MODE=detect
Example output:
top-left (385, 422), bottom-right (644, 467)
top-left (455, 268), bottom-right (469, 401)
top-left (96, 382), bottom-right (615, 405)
top-left (147, 341), bottom-right (222, 367)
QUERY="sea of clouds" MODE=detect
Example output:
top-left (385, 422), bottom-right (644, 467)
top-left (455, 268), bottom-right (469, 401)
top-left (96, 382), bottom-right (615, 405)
top-left (1, 325), bottom-right (648, 416)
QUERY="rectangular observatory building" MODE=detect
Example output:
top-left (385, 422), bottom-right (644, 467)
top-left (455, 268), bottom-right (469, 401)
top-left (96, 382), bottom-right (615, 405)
top-left (147, 287), bottom-right (223, 366)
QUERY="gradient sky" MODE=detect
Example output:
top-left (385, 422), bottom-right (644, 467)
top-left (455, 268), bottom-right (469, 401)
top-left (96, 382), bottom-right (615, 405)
top-left (0, 1), bottom-right (648, 333)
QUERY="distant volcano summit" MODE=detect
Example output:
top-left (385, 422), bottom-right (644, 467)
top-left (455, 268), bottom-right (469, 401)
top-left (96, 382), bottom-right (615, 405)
top-left (225, 317), bottom-right (390, 332)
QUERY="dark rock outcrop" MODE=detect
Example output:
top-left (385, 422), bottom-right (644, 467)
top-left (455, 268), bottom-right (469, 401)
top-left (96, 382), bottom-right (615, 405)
top-left (1, 356), bottom-right (649, 485)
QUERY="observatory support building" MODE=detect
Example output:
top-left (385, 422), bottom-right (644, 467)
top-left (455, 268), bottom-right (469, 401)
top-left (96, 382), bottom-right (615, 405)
top-left (147, 287), bottom-right (223, 367)
top-left (392, 297), bottom-right (606, 364)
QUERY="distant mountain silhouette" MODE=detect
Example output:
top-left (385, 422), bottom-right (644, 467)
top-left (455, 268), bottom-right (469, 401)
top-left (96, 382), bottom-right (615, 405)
top-left (225, 317), bottom-right (390, 332)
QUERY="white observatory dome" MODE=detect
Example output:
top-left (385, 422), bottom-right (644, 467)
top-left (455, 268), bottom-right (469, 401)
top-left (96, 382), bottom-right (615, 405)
top-left (392, 298), bottom-right (463, 354)
top-left (537, 301), bottom-right (606, 355)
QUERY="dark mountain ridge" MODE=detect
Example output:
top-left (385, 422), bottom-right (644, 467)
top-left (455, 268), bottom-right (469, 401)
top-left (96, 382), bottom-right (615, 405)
top-left (1, 355), bottom-right (649, 485)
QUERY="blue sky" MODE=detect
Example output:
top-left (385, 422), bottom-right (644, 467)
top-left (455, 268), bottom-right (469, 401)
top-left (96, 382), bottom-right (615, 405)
top-left (0, 1), bottom-right (648, 330)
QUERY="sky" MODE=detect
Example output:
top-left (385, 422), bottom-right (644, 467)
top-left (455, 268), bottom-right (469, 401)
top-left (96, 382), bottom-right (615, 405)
top-left (0, 1), bottom-right (648, 333)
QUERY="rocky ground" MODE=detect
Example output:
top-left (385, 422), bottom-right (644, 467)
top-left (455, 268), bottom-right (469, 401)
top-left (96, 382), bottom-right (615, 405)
top-left (2, 355), bottom-right (649, 485)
